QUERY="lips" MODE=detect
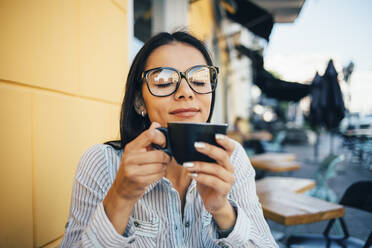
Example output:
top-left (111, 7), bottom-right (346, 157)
top-left (169, 108), bottom-right (200, 118)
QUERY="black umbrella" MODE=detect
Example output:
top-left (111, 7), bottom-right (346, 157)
top-left (308, 72), bottom-right (327, 161)
top-left (322, 59), bottom-right (345, 130)
top-left (308, 60), bottom-right (345, 157)
top-left (309, 72), bottom-right (326, 128)
top-left (309, 60), bottom-right (345, 130)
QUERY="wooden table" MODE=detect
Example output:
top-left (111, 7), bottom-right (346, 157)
top-left (251, 152), bottom-right (296, 162)
top-left (246, 131), bottom-right (273, 141)
top-left (344, 129), bottom-right (372, 138)
top-left (256, 177), bottom-right (315, 194)
top-left (227, 130), bottom-right (273, 144)
top-left (250, 153), bottom-right (300, 172)
top-left (257, 190), bottom-right (345, 226)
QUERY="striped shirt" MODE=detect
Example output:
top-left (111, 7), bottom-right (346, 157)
top-left (60, 141), bottom-right (278, 247)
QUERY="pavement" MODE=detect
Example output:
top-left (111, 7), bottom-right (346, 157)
top-left (262, 132), bottom-right (372, 243)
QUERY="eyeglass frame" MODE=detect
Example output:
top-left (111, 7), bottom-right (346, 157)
top-left (141, 65), bottom-right (219, 97)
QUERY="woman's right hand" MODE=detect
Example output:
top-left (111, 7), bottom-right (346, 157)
top-left (112, 121), bottom-right (170, 202)
top-left (103, 122), bottom-right (170, 234)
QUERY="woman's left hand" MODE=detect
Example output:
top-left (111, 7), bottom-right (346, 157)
top-left (185, 134), bottom-right (235, 216)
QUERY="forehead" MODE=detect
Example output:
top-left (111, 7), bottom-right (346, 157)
top-left (145, 42), bottom-right (207, 71)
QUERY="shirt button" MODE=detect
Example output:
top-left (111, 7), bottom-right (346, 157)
top-left (218, 241), bottom-right (229, 248)
top-left (185, 221), bottom-right (190, 228)
top-left (133, 221), bottom-right (140, 227)
top-left (128, 238), bottom-right (135, 244)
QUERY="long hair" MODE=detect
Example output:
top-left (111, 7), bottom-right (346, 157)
top-left (107, 31), bottom-right (217, 149)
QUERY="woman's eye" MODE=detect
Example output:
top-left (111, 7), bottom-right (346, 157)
top-left (155, 83), bottom-right (173, 88)
top-left (192, 81), bottom-right (207, 87)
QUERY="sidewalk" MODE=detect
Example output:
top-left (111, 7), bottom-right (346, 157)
top-left (264, 132), bottom-right (372, 241)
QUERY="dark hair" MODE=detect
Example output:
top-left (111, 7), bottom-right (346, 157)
top-left (107, 31), bottom-right (216, 149)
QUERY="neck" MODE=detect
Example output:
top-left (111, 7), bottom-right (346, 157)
top-left (166, 159), bottom-right (192, 218)
top-left (165, 159), bottom-right (191, 189)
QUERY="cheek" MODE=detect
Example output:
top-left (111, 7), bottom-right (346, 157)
top-left (201, 95), bottom-right (212, 118)
top-left (144, 98), bottom-right (170, 123)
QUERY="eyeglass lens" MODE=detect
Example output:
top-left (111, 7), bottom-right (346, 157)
top-left (146, 66), bottom-right (216, 96)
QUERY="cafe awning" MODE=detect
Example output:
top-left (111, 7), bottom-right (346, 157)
top-left (221, 0), bottom-right (305, 41)
top-left (249, 0), bottom-right (306, 23)
top-left (222, 0), bottom-right (274, 41)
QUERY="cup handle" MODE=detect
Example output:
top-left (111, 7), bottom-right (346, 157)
top-left (152, 127), bottom-right (173, 159)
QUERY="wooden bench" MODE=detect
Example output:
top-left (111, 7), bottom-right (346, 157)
top-left (250, 153), bottom-right (300, 172)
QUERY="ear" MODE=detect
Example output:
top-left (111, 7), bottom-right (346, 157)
top-left (134, 92), bottom-right (147, 116)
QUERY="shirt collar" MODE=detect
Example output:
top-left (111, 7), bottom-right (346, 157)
top-left (143, 176), bottom-right (197, 195)
top-left (143, 178), bottom-right (166, 194)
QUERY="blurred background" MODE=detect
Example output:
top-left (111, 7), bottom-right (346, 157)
top-left (0, 0), bottom-right (371, 247)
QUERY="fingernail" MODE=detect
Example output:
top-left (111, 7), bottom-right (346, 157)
top-left (194, 142), bottom-right (206, 148)
top-left (215, 134), bottom-right (225, 140)
top-left (189, 173), bottom-right (198, 178)
top-left (183, 162), bottom-right (194, 168)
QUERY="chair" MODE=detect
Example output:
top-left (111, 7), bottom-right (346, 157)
top-left (306, 154), bottom-right (344, 202)
top-left (261, 130), bottom-right (286, 153)
top-left (287, 180), bottom-right (372, 248)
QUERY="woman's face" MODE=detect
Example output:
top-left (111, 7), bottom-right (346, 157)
top-left (141, 42), bottom-right (212, 127)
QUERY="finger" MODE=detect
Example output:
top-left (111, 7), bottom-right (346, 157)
top-left (129, 163), bottom-right (167, 177)
top-left (126, 150), bottom-right (170, 165)
top-left (215, 134), bottom-right (235, 156)
top-left (184, 162), bottom-right (234, 184)
top-left (194, 142), bottom-right (233, 171)
top-left (192, 173), bottom-right (231, 195)
top-left (126, 122), bottom-right (166, 151)
top-left (133, 170), bottom-right (166, 187)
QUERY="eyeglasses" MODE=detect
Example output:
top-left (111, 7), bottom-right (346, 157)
top-left (142, 65), bottom-right (219, 97)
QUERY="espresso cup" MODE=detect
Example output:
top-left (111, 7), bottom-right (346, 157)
top-left (154, 122), bottom-right (228, 165)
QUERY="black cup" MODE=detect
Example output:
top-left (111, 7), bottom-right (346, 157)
top-left (154, 122), bottom-right (228, 165)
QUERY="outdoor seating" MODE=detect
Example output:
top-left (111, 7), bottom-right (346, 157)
top-left (352, 133), bottom-right (372, 170)
top-left (256, 176), bottom-right (346, 245)
top-left (247, 130), bottom-right (273, 141)
top-left (258, 189), bottom-right (344, 226)
top-left (306, 154), bottom-right (344, 202)
top-left (287, 180), bottom-right (372, 248)
top-left (261, 130), bottom-right (287, 153)
top-left (363, 140), bottom-right (372, 170)
top-left (256, 176), bottom-right (315, 195)
top-left (227, 130), bottom-right (244, 145)
top-left (341, 129), bottom-right (372, 169)
top-left (250, 152), bottom-right (300, 175)
top-left (227, 130), bottom-right (273, 156)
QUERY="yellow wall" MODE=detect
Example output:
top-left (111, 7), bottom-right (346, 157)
top-left (188, 0), bottom-right (214, 41)
top-left (0, 0), bottom-right (128, 247)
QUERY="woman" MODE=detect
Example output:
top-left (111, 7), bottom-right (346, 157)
top-left (61, 31), bottom-right (278, 247)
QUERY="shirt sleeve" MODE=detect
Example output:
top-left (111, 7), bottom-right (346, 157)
top-left (212, 141), bottom-right (278, 248)
top-left (60, 145), bottom-right (136, 247)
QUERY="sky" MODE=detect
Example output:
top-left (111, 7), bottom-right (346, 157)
top-left (264, 0), bottom-right (372, 114)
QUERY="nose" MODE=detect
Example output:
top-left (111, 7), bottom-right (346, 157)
top-left (174, 77), bottom-right (194, 100)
